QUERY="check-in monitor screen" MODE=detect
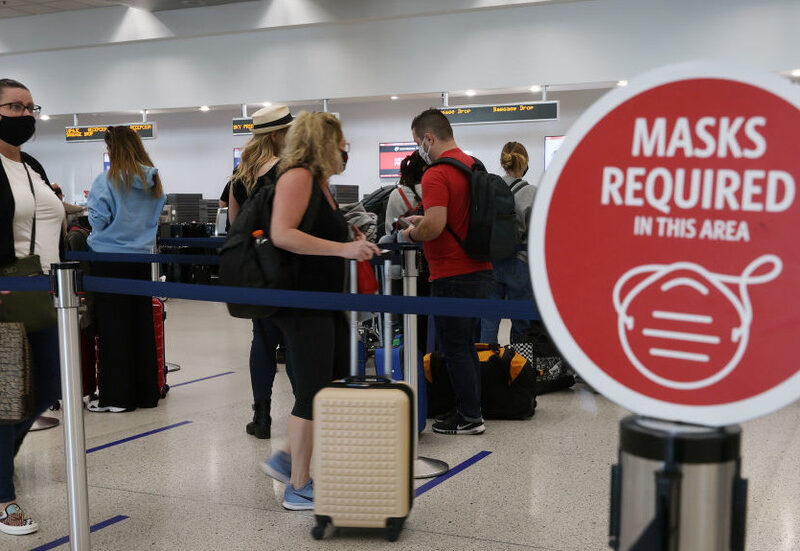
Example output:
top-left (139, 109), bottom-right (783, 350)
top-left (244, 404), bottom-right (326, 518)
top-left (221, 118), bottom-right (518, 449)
top-left (545, 135), bottom-right (565, 171)
top-left (379, 142), bottom-right (417, 179)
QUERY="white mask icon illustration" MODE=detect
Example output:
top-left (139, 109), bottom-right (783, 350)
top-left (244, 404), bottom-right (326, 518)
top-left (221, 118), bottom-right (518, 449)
top-left (613, 255), bottom-right (782, 390)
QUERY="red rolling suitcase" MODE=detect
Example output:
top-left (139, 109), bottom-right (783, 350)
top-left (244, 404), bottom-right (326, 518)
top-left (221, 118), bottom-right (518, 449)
top-left (152, 298), bottom-right (169, 398)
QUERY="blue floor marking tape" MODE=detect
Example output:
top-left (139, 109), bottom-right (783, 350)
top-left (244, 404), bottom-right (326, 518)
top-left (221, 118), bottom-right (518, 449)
top-left (28, 515), bottom-right (129, 551)
top-left (170, 371), bottom-right (235, 388)
top-left (414, 450), bottom-right (492, 497)
top-left (86, 421), bottom-right (192, 454)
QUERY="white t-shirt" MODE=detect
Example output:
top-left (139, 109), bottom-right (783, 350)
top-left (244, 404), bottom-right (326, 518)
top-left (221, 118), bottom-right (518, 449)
top-left (1, 153), bottom-right (64, 272)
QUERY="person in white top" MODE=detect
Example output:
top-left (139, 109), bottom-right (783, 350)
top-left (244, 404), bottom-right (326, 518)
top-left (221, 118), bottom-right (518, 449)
top-left (384, 150), bottom-right (426, 235)
top-left (0, 78), bottom-right (63, 538)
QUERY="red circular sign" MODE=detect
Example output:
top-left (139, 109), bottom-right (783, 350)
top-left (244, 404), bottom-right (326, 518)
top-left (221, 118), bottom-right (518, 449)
top-left (530, 62), bottom-right (800, 425)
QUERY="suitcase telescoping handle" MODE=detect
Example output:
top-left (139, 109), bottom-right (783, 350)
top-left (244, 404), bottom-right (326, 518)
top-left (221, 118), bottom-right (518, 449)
top-left (343, 375), bottom-right (393, 386)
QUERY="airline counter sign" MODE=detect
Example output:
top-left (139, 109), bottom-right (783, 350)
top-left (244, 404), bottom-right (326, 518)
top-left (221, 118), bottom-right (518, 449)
top-left (232, 117), bottom-right (254, 135)
top-left (439, 101), bottom-right (558, 125)
top-left (65, 123), bottom-right (155, 142)
top-left (529, 62), bottom-right (800, 425)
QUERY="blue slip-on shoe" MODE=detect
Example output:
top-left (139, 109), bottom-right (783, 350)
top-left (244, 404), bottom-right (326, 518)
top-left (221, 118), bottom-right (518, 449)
top-left (283, 480), bottom-right (314, 511)
top-left (260, 450), bottom-right (291, 484)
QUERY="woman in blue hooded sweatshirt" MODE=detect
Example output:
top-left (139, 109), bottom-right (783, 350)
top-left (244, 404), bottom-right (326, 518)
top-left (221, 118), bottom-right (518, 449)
top-left (87, 125), bottom-right (166, 412)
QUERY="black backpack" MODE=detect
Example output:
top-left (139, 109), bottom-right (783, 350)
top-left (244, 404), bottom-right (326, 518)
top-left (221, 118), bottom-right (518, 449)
top-left (429, 157), bottom-right (517, 262)
top-left (361, 185), bottom-right (397, 240)
top-left (219, 175), bottom-right (321, 319)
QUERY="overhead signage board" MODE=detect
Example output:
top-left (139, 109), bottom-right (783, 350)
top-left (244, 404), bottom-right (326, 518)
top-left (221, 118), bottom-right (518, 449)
top-left (65, 122), bottom-right (156, 143)
top-left (232, 117), bottom-right (253, 135)
top-left (529, 61), bottom-right (800, 426)
top-left (439, 101), bottom-right (558, 126)
top-left (379, 142), bottom-right (417, 179)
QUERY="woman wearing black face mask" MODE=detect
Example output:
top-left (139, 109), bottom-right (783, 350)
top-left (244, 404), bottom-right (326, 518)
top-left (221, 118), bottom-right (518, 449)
top-left (479, 141), bottom-right (538, 344)
top-left (0, 79), bottom-right (63, 537)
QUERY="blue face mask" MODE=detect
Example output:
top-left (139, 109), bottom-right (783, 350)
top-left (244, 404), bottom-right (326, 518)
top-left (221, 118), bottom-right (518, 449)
top-left (418, 136), bottom-right (432, 165)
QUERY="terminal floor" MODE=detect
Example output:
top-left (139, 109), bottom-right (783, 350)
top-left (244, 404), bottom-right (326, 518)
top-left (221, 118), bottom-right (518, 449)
top-left (8, 299), bottom-right (800, 551)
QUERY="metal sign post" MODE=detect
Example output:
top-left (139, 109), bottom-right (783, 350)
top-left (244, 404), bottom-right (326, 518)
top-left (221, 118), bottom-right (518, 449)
top-left (51, 262), bottom-right (91, 551)
top-left (401, 247), bottom-right (449, 479)
top-left (349, 260), bottom-right (359, 376)
top-left (383, 258), bottom-right (393, 377)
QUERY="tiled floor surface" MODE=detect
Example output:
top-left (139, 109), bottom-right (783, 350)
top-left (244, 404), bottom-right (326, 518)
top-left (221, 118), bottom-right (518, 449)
top-left (7, 300), bottom-right (800, 550)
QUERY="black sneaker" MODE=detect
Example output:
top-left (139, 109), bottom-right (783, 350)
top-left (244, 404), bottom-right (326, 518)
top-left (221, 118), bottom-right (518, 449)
top-left (432, 411), bottom-right (485, 435)
top-left (433, 408), bottom-right (456, 423)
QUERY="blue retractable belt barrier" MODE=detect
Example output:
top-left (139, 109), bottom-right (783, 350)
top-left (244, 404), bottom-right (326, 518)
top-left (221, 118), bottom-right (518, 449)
top-left (81, 276), bottom-right (540, 319)
top-left (65, 251), bottom-right (221, 265)
top-left (157, 237), bottom-right (226, 248)
top-left (0, 275), bottom-right (51, 291)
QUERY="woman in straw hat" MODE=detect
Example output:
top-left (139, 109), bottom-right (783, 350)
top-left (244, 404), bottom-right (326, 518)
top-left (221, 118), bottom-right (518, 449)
top-left (228, 104), bottom-right (296, 440)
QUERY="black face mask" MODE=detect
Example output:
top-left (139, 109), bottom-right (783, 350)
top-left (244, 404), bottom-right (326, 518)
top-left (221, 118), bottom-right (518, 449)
top-left (522, 165), bottom-right (529, 177)
top-left (0, 115), bottom-right (35, 147)
top-left (341, 149), bottom-right (349, 171)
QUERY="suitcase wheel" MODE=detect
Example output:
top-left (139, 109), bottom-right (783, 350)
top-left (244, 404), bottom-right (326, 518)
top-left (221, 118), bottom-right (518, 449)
top-left (311, 516), bottom-right (330, 540)
top-left (160, 385), bottom-right (169, 399)
top-left (385, 517), bottom-right (405, 542)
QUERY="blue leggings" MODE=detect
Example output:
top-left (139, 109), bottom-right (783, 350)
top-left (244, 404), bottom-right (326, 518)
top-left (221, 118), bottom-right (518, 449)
top-left (0, 325), bottom-right (61, 502)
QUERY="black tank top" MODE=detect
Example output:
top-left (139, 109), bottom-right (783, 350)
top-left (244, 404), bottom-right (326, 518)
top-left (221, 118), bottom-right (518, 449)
top-left (291, 183), bottom-right (349, 293)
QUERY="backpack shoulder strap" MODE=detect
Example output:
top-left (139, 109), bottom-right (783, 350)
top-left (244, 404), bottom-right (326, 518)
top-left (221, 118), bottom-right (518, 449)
top-left (397, 185), bottom-right (415, 211)
top-left (430, 156), bottom-right (472, 175)
top-left (510, 179), bottom-right (528, 194)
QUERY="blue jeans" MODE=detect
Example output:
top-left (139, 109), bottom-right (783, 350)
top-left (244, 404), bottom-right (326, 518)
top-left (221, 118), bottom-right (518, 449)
top-left (431, 270), bottom-right (492, 422)
top-left (0, 325), bottom-right (61, 502)
top-left (249, 318), bottom-right (294, 402)
top-left (480, 257), bottom-right (533, 344)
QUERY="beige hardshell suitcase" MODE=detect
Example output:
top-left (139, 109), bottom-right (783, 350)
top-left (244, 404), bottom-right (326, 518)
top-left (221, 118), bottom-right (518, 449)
top-left (312, 376), bottom-right (413, 542)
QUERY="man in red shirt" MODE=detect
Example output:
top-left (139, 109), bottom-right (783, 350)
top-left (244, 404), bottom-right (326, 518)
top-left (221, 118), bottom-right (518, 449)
top-left (402, 109), bottom-right (492, 435)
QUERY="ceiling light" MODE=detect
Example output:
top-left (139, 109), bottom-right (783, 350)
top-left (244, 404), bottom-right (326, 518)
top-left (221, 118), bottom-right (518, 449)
top-left (40, 114), bottom-right (50, 121)
top-left (262, 102), bottom-right (272, 107)
top-left (617, 80), bottom-right (629, 87)
top-left (791, 69), bottom-right (800, 78)
top-left (390, 95), bottom-right (399, 100)
top-left (529, 85), bottom-right (542, 93)
top-left (465, 89), bottom-right (477, 96)
top-left (199, 105), bottom-right (210, 112)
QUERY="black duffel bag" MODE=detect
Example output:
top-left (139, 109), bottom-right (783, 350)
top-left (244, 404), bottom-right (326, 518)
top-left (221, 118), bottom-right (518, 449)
top-left (424, 344), bottom-right (537, 420)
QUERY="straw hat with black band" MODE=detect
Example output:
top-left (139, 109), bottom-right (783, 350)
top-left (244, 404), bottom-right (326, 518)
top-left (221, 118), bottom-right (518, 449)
top-left (252, 105), bottom-right (293, 134)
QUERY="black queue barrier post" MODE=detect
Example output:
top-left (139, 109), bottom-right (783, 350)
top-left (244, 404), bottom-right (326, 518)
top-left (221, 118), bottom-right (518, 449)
top-left (609, 416), bottom-right (747, 551)
top-left (401, 246), bottom-right (449, 479)
top-left (51, 262), bottom-right (92, 551)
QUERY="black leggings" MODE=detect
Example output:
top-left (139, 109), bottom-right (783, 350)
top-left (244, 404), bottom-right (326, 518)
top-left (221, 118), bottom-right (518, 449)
top-left (271, 310), bottom-right (348, 420)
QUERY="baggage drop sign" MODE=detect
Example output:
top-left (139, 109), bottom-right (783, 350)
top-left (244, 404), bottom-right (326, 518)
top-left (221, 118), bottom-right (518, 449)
top-left (529, 61), bottom-right (800, 425)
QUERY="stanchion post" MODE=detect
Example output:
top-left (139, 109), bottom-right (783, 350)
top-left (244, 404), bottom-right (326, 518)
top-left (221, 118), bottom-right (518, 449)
top-left (349, 259), bottom-right (359, 376)
top-left (401, 247), bottom-right (449, 479)
top-left (51, 262), bottom-right (91, 551)
top-left (383, 258), bottom-right (393, 379)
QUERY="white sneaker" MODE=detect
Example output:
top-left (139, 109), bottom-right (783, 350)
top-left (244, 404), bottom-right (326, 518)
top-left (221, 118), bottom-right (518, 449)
top-left (86, 400), bottom-right (128, 413)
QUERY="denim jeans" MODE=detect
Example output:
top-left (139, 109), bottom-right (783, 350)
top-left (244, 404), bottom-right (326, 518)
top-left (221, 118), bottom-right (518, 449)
top-left (250, 318), bottom-right (294, 402)
top-left (431, 270), bottom-right (492, 422)
top-left (0, 325), bottom-right (61, 502)
top-left (480, 256), bottom-right (534, 344)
